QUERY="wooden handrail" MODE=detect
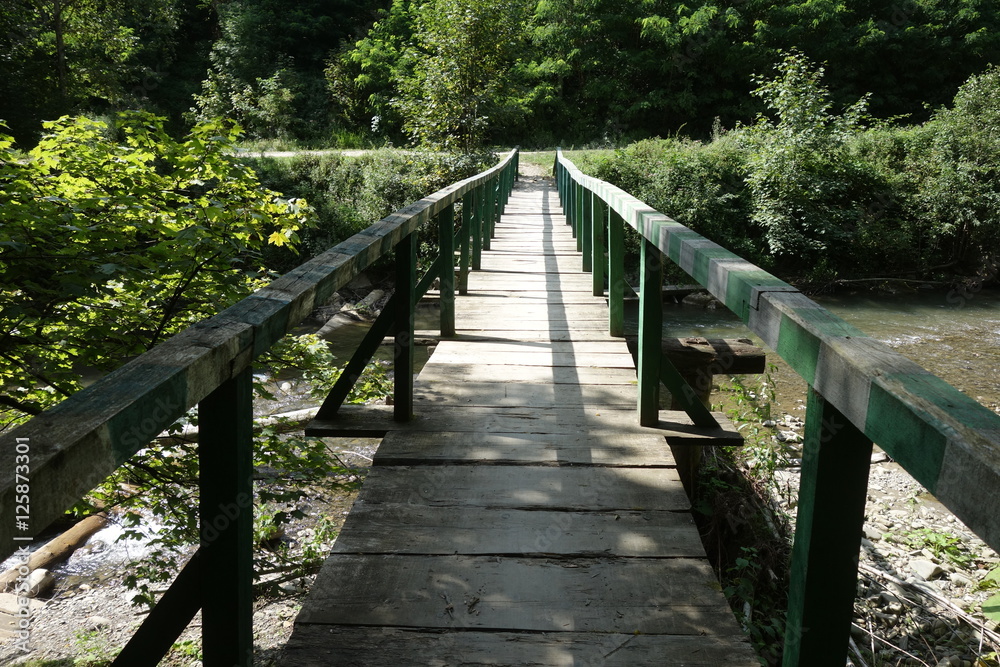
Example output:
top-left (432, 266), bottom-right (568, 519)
top-left (0, 148), bottom-right (519, 664)
top-left (554, 148), bottom-right (1000, 667)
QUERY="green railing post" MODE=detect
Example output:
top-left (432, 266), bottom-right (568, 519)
top-left (575, 183), bottom-right (584, 249)
top-left (592, 193), bottom-right (606, 297)
top-left (608, 207), bottom-right (625, 337)
top-left (439, 204), bottom-right (456, 337)
top-left (473, 186), bottom-right (484, 270)
top-left (582, 186), bottom-right (593, 273)
top-left (459, 192), bottom-right (472, 295)
top-left (199, 368), bottom-right (253, 666)
top-left (637, 238), bottom-right (662, 426)
top-left (394, 232), bottom-right (417, 421)
top-left (783, 388), bottom-right (873, 667)
top-left (483, 177), bottom-right (494, 250)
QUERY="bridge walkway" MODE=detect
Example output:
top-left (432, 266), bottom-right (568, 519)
top-left (282, 176), bottom-right (758, 665)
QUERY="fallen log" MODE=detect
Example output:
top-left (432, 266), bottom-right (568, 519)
top-left (0, 512), bottom-right (109, 593)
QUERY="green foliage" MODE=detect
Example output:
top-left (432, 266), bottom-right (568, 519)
top-left (580, 57), bottom-right (1000, 287)
top-left (724, 547), bottom-right (786, 665)
top-left (0, 112), bottom-right (314, 427)
top-left (245, 149), bottom-right (494, 272)
top-left (903, 528), bottom-right (974, 569)
top-left (738, 51), bottom-right (875, 274)
top-left (392, 0), bottom-right (532, 152)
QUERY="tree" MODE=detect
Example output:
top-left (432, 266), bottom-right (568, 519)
top-left (392, 0), bottom-right (531, 152)
top-left (0, 112), bottom-right (314, 425)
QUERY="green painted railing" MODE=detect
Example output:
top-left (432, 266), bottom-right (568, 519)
top-left (554, 148), bottom-right (1000, 667)
top-left (0, 149), bottom-right (518, 665)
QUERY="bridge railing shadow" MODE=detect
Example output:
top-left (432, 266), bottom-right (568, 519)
top-left (0, 150), bottom-right (521, 664)
top-left (554, 148), bottom-right (1000, 667)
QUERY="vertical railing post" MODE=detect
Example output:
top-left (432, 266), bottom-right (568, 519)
top-left (575, 182), bottom-right (584, 252)
top-left (592, 193), bottom-right (606, 297)
top-left (439, 203), bottom-right (456, 337)
top-left (568, 176), bottom-right (576, 232)
top-left (394, 232), bottom-right (417, 421)
top-left (608, 207), bottom-right (625, 337)
top-left (483, 177), bottom-right (494, 250)
top-left (582, 186), bottom-right (593, 273)
top-left (459, 192), bottom-right (472, 294)
top-left (473, 186), bottom-right (483, 270)
top-left (637, 238), bottom-right (662, 426)
top-left (199, 368), bottom-right (253, 666)
top-left (783, 388), bottom-right (872, 666)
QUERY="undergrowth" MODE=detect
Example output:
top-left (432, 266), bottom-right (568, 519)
top-left (697, 369), bottom-right (794, 665)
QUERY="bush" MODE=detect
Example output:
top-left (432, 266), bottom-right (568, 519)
top-left (245, 149), bottom-right (496, 273)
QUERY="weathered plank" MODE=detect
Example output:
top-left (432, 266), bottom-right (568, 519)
top-left (372, 430), bottom-right (675, 466)
top-left (432, 340), bottom-right (629, 355)
top-left (353, 465), bottom-right (690, 510)
top-left (428, 349), bottom-right (637, 368)
top-left (332, 505), bottom-right (704, 557)
top-left (297, 554), bottom-right (737, 634)
top-left (282, 626), bottom-right (758, 667)
top-left (307, 405), bottom-right (742, 442)
top-left (413, 380), bottom-right (636, 407)
top-left (414, 362), bottom-right (638, 384)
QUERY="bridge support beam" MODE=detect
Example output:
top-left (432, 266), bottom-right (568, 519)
top-left (783, 387), bottom-right (872, 667)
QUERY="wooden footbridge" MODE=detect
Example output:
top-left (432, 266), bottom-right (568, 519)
top-left (3, 149), bottom-right (999, 667)
top-left (282, 177), bottom-right (756, 664)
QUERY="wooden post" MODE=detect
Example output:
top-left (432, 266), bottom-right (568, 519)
top-left (459, 192), bottom-right (472, 295)
top-left (575, 182), bottom-right (584, 251)
top-left (483, 177), bottom-right (495, 250)
top-left (608, 207), bottom-right (625, 337)
top-left (581, 186), bottom-right (593, 273)
top-left (199, 368), bottom-right (253, 667)
top-left (783, 387), bottom-right (872, 667)
top-left (394, 232), bottom-right (417, 422)
top-left (439, 204), bottom-right (456, 337)
top-left (592, 193), bottom-right (606, 296)
top-left (637, 238), bottom-right (662, 426)
top-left (472, 186), bottom-right (483, 270)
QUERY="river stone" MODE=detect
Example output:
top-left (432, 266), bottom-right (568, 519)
top-left (0, 593), bottom-right (45, 615)
top-left (84, 615), bottom-right (112, 631)
top-left (910, 559), bottom-right (944, 580)
top-left (25, 568), bottom-right (55, 597)
top-left (864, 525), bottom-right (882, 541)
top-left (949, 572), bottom-right (975, 587)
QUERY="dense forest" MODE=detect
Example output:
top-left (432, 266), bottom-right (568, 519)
top-left (2, 0), bottom-right (999, 147)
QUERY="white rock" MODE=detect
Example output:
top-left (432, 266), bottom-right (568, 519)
top-left (84, 615), bottom-right (112, 631)
top-left (24, 568), bottom-right (55, 598)
top-left (949, 572), bottom-right (975, 587)
top-left (910, 559), bottom-right (944, 580)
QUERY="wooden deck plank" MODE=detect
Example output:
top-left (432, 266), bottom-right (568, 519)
top-left (297, 554), bottom-right (737, 635)
top-left (413, 380), bottom-right (636, 407)
top-left (372, 430), bottom-right (676, 466)
top-left (353, 465), bottom-right (690, 511)
top-left (331, 505), bottom-right (705, 557)
top-left (282, 626), bottom-right (758, 667)
top-left (414, 362), bottom-right (638, 384)
top-left (307, 405), bottom-right (743, 442)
